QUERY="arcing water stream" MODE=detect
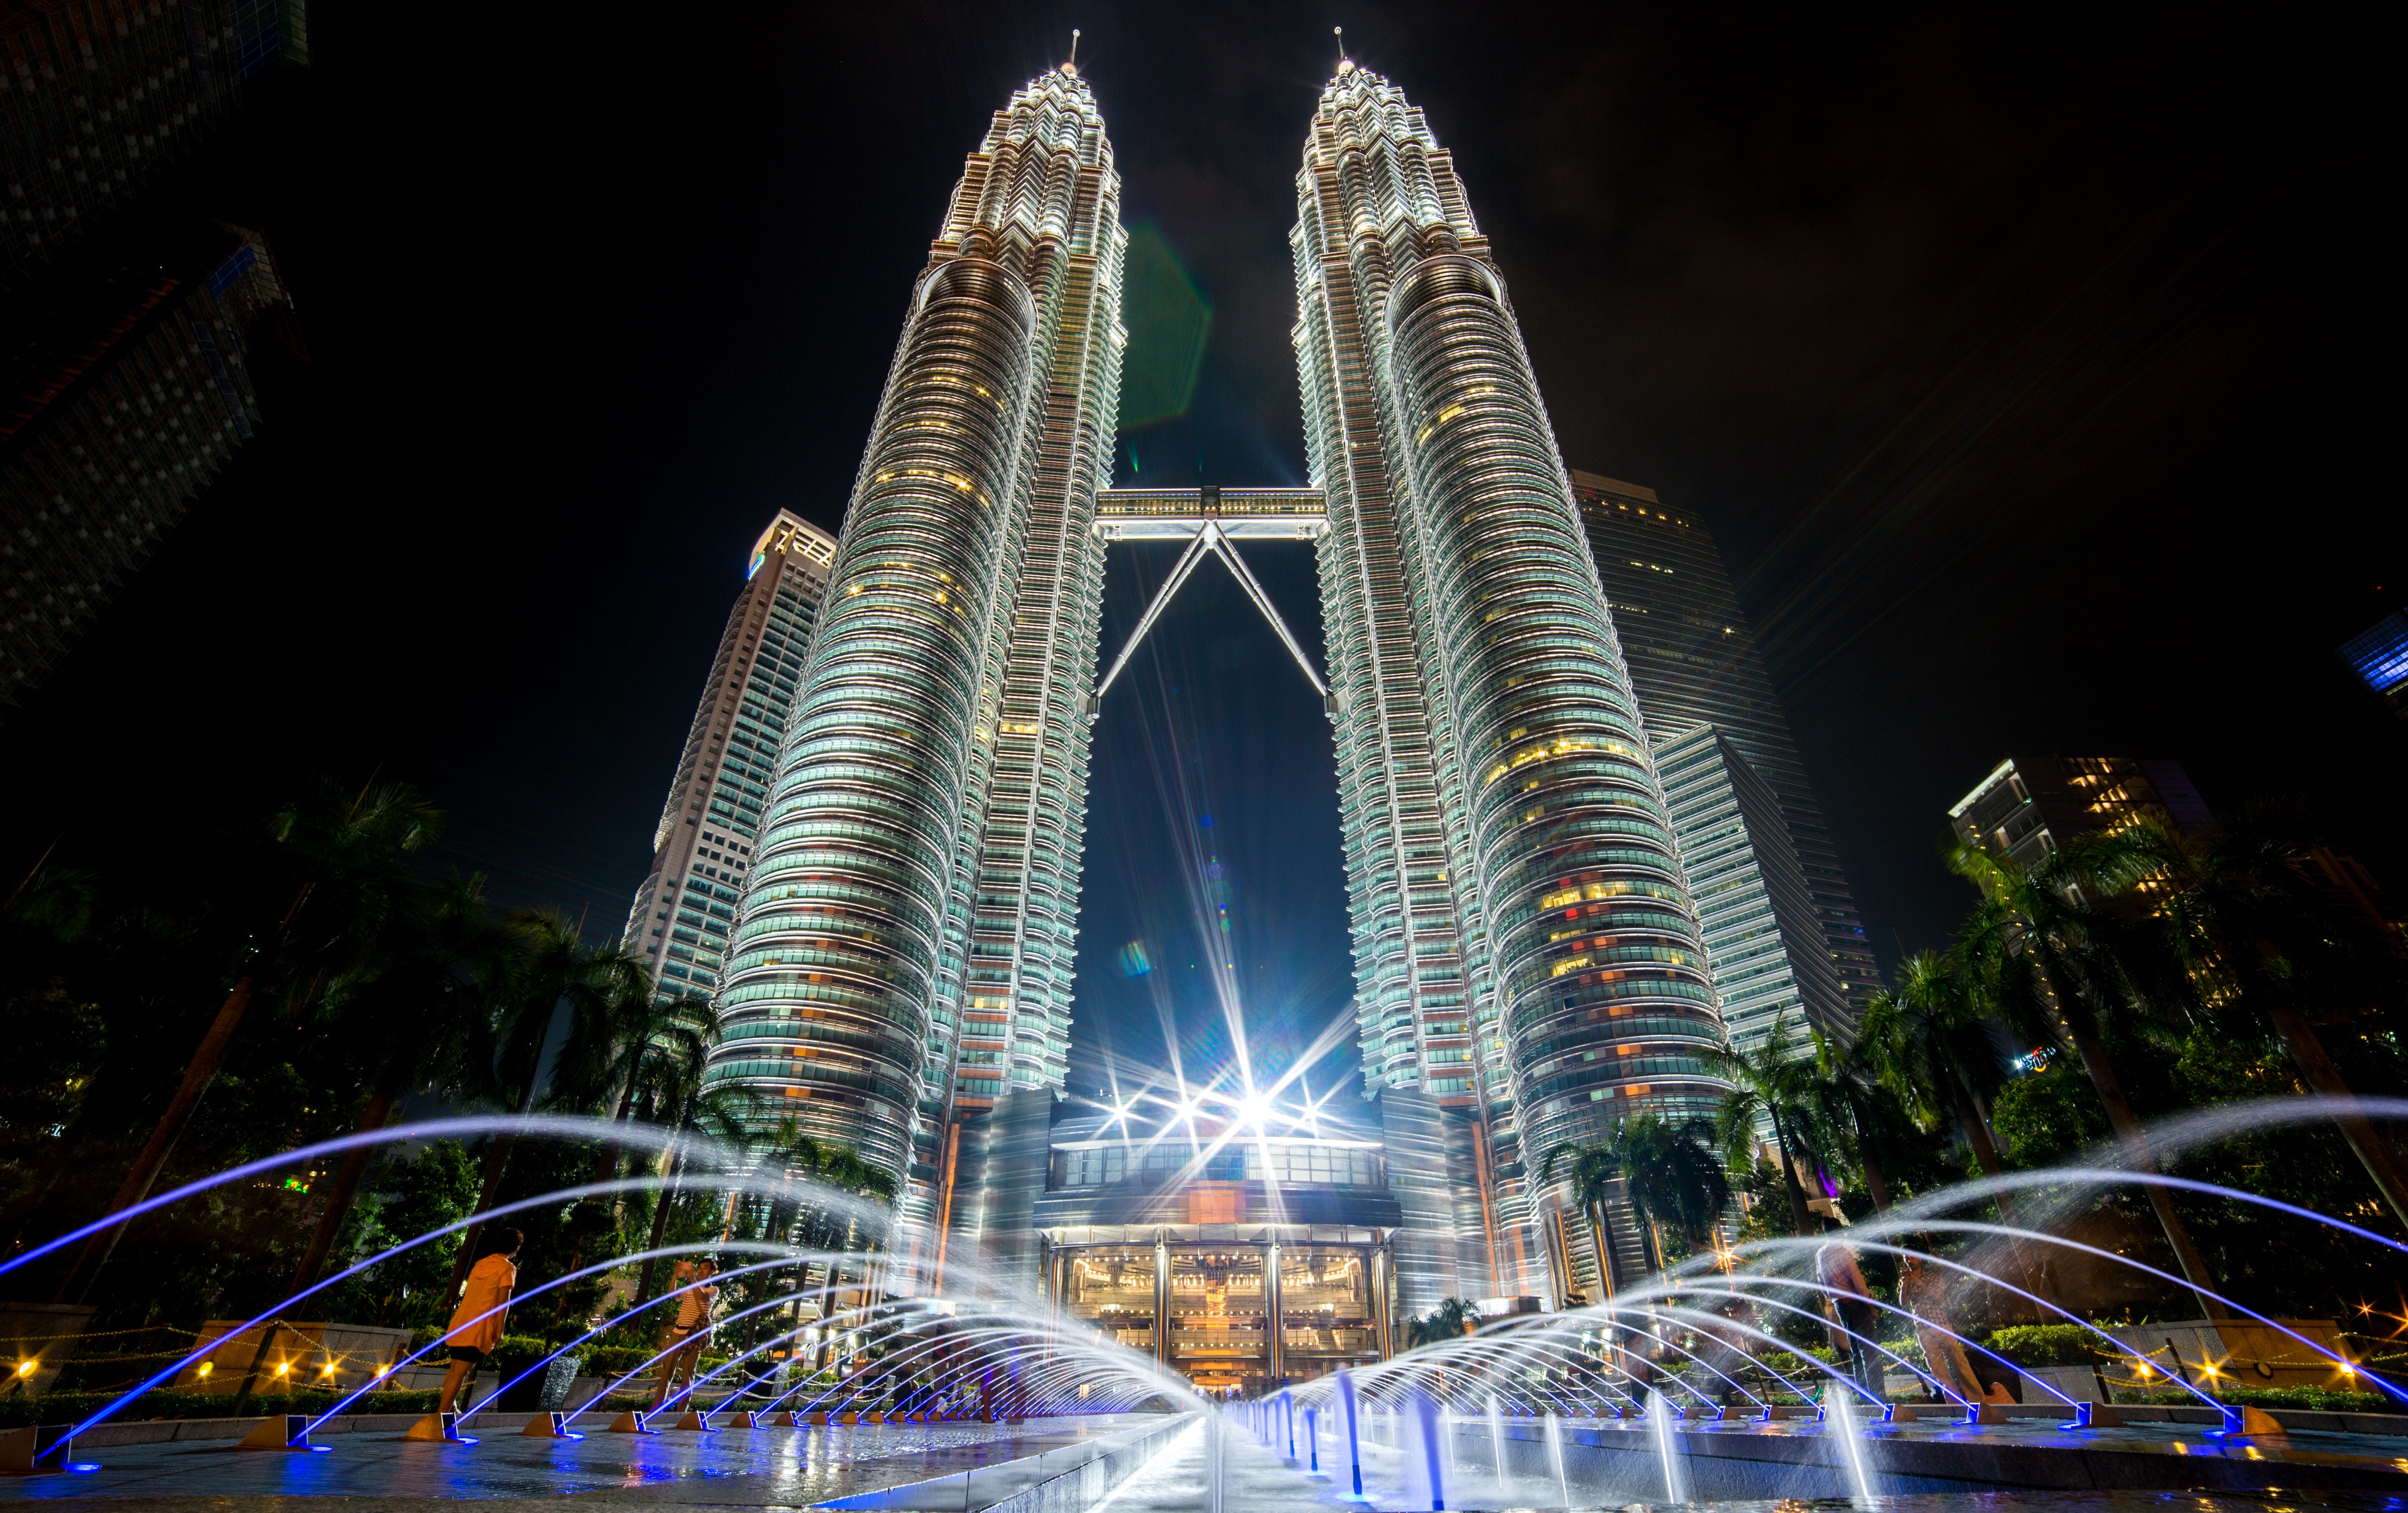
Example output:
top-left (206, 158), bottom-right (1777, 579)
top-left (3, 1099), bottom-right (2405, 1505)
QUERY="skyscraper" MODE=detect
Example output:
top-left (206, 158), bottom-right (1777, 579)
top-left (707, 53), bottom-right (1724, 1315)
top-left (1950, 753), bottom-right (2215, 872)
top-left (1569, 471), bottom-right (1876, 1040)
top-left (621, 509), bottom-right (837, 1001)
top-left (1654, 725), bottom-right (1849, 1056)
top-left (1, 0), bottom-right (310, 713)
top-left (711, 63), bottom-right (1125, 1254)
top-left (2, 0), bottom-right (309, 281)
top-left (1293, 61), bottom-right (1721, 1306)
top-left (2, 222), bottom-right (299, 712)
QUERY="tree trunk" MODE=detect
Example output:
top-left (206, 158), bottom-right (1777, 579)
top-left (2064, 1027), bottom-right (2233, 1321)
top-left (1586, 1202), bottom-right (1618, 1304)
top-left (53, 971), bottom-right (262, 1302)
top-left (1853, 1099), bottom-right (1892, 1214)
top-left (593, 1058), bottom-right (646, 1187)
top-left (635, 1147), bottom-right (686, 1303)
top-left (289, 1085), bottom-right (400, 1293)
top-left (2268, 1005), bottom-right (2408, 1229)
top-left (1766, 1107), bottom-right (1815, 1236)
top-left (52, 875), bottom-right (318, 1304)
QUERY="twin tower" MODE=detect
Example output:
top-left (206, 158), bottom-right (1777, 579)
top-left (717, 58), bottom-right (1718, 1306)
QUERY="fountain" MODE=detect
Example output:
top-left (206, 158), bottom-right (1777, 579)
top-left (1645, 1386), bottom-right (1688, 1503)
top-left (4, 1098), bottom-right (2407, 1505)
top-left (1485, 1393), bottom-right (1509, 1499)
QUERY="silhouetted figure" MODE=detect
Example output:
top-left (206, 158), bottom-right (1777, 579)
top-left (435, 1228), bottom-right (522, 1415)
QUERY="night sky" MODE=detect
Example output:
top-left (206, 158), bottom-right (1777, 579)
top-left (7, 4), bottom-right (2398, 1100)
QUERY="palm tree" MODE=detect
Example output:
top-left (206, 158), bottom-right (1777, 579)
top-left (1407, 1297), bottom-right (1483, 1347)
top-left (633, 1078), bottom-right (761, 1304)
top-left (1951, 836), bottom-right (2233, 1318)
top-left (1699, 1013), bottom-right (1821, 1236)
top-left (53, 779), bottom-right (440, 1301)
top-left (1858, 952), bottom-right (2014, 1194)
top-left (1542, 1113), bottom-right (1731, 1278)
top-left (1806, 1025), bottom-right (1914, 1214)
top-left (576, 990), bottom-right (717, 1187)
top-left (287, 873), bottom-right (516, 1292)
top-left (2108, 813), bottom-right (2408, 1227)
top-left (1541, 1138), bottom-right (1632, 1301)
top-left (438, 913), bottom-right (652, 1308)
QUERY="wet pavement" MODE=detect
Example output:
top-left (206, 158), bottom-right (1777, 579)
top-left (0, 1414), bottom-right (1153, 1508)
top-left (7, 1408), bottom-right (2405, 1510)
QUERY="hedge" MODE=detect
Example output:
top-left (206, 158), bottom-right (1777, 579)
top-left (1984, 1324), bottom-right (2101, 1369)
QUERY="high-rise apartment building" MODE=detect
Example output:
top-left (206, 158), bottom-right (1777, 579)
top-left (1950, 753), bottom-right (2214, 873)
top-left (712, 64), bottom-right (1125, 1253)
top-left (622, 510), bottom-right (837, 1002)
top-left (1, 0), bottom-right (309, 711)
top-left (1571, 472), bottom-right (1878, 1039)
top-left (1, 222), bottom-right (299, 711)
top-left (1292, 62), bottom-right (1721, 1308)
top-left (2, 0), bottom-right (308, 281)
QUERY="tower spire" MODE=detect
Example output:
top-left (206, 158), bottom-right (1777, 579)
top-left (1334, 26), bottom-right (1353, 73)
top-left (1065, 27), bottom-right (1080, 74)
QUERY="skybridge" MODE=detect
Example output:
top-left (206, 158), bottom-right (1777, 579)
top-left (1085, 486), bottom-right (1341, 718)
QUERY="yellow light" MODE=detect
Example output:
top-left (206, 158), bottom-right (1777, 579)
top-left (197, 1361), bottom-right (215, 1377)
top-left (320, 1361), bottom-right (338, 1377)
top-left (275, 1361), bottom-right (290, 1376)
top-left (14, 1360), bottom-right (34, 1377)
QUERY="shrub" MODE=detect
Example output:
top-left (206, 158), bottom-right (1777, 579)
top-left (1985, 1324), bottom-right (2101, 1369)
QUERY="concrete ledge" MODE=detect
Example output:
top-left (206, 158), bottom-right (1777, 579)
top-left (62, 1412), bottom-right (426, 1448)
top-left (2101, 1403), bottom-right (2408, 1438)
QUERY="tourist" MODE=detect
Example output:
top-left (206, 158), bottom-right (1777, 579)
top-left (1899, 1251), bottom-right (1996, 1405)
top-left (651, 1256), bottom-right (720, 1409)
top-left (434, 1228), bottom-right (523, 1417)
top-left (1816, 1240), bottom-right (1884, 1401)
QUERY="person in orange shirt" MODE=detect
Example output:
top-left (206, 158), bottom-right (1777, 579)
top-left (435, 1229), bottom-right (523, 1416)
top-left (649, 1256), bottom-right (719, 1410)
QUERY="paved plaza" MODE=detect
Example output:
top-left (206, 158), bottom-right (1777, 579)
top-left (0, 1415), bottom-right (1152, 1510)
top-left (6, 1407), bottom-right (2407, 1509)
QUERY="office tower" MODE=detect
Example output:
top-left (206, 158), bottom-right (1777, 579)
top-left (1571, 472), bottom-right (1878, 1038)
top-left (2, 0), bottom-right (309, 280)
top-left (1655, 726), bottom-right (1850, 1057)
top-left (1950, 754), bottom-right (2215, 871)
top-left (1, 223), bottom-right (298, 711)
top-left (621, 509), bottom-right (837, 1000)
top-left (1292, 60), bottom-right (1721, 1307)
top-left (712, 63), bottom-right (1124, 1253)
top-left (2338, 611), bottom-right (2408, 720)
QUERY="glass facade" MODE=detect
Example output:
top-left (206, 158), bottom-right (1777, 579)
top-left (1569, 472), bottom-right (1879, 1029)
top-left (1290, 63), bottom-right (1722, 1308)
top-left (1038, 1104), bottom-right (1398, 1393)
top-left (714, 67), bottom-right (1126, 1247)
top-left (1656, 725), bottom-right (1851, 1055)
top-left (623, 511), bottom-right (836, 1008)
top-left (1950, 753), bottom-right (2215, 875)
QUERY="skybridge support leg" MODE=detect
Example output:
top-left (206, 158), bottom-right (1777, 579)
top-left (1084, 522), bottom-right (1341, 718)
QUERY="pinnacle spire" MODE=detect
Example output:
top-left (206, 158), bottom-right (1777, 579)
top-left (1063, 27), bottom-right (1080, 75)
top-left (1334, 26), bottom-right (1354, 74)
